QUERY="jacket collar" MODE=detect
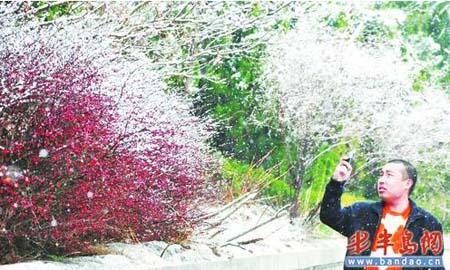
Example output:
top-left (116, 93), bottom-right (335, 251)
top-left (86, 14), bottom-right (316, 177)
top-left (370, 198), bottom-right (424, 221)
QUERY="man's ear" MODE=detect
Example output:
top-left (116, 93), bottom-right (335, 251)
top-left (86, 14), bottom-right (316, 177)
top-left (405, 178), bottom-right (413, 190)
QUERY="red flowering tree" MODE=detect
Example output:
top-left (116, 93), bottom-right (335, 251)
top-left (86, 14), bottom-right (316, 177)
top-left (0, 42), bottom-right (215, 263)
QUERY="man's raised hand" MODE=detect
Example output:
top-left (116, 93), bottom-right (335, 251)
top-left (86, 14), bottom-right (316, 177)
top-left (332, 156), bottom-right (353, 182)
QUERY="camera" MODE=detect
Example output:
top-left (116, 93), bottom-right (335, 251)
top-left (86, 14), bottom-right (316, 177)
top-left (344, 151), bottom-right (355, 167)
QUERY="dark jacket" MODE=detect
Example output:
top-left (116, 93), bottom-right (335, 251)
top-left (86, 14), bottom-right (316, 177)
top-left (320, 178), bottom-right (445, 270)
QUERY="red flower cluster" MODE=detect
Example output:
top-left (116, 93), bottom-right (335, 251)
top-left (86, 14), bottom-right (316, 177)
top-left (0, 45), bottom-right (209, 263)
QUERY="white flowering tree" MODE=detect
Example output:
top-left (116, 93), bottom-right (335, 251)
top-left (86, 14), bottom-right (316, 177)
top-left (3, 1), bottom-right (291, 89)
top-left (263, 2), bottom-right (450, 218)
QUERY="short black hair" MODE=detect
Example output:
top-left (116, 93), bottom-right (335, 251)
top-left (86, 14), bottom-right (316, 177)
top-left (387, 159), bottom-right (418, 195)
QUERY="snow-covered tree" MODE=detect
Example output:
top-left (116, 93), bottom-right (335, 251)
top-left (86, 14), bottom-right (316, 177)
top-left (264, 2), bottom-right (450, 217)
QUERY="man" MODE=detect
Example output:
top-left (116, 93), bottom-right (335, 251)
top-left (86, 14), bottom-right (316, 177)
top-left (320, 157), bottom-right (445, 270)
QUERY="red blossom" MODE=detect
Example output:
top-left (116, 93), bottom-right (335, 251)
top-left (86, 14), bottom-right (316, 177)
top-left (0, 45), bottom-right (213, 263)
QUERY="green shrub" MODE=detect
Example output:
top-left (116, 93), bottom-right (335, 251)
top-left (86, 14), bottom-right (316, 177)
top-left (221, 159), bottom-right (293, 204)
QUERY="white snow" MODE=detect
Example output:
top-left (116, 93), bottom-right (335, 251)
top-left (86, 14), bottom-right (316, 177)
top-left (0, 202), bottom-right (346, 269)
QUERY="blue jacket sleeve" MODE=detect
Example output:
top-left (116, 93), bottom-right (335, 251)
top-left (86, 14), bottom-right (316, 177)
top-left (425, 221), bottom-right (445, 270)
top-left (319, 178), bottom-right (353, 237)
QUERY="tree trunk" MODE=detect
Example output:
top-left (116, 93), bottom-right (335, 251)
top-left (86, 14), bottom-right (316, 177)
top-left (289, 169), bottom-right (304, 219)
top-left (289, 139), bottom-right (308, 219)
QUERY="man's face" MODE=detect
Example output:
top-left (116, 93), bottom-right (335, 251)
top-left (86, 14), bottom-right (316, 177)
top-left (377, 163), bottom-right (412, 202)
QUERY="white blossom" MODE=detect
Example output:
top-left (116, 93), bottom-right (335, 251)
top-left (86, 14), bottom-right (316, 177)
top-left (38, 149), bottom-right (49, 158)
top-left (264, 2), bottom-right (450, 169)
top-left (51, 217), bottom-right (58, 227)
